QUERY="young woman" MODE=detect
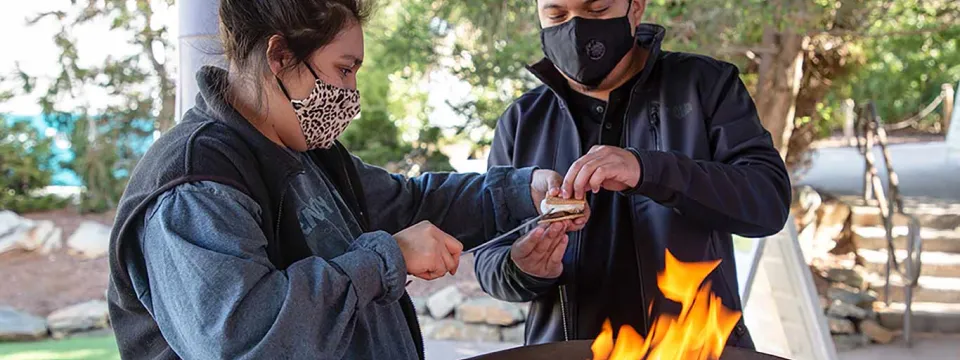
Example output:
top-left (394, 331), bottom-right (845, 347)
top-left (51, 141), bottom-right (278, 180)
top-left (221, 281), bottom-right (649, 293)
top-left (105, 0), bottom-right (586, 359)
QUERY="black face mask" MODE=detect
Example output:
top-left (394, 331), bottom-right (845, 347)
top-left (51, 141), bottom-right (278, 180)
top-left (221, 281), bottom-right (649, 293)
top-left (540, 3), bottom-right (636, 87)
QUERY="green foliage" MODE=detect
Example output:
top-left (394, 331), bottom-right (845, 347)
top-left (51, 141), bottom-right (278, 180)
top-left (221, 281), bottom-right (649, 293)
top-left (434, 0), bottom-right (542, 133)
top-left (340, 0), bottom-right (453, 172)
top-left (844, 1), bottom-right (960, 127)
top-left (0, 118), bottom-right (70, 213)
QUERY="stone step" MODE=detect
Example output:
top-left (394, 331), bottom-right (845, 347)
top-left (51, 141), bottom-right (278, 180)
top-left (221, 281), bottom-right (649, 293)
top-left (860, 249), bottom-right (960, 278)
top-left (849, 203), bottom-right (960, 230)
top-left (876, 302), bottom-right (960, 333)
top-left (868, 273), bottom-right (960, 304)
top-left (854, 226), bottom-right (960, 253)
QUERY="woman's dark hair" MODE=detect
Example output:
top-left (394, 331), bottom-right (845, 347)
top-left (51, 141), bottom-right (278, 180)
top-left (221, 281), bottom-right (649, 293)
top-left (219, 0), bottom-right (373, 79)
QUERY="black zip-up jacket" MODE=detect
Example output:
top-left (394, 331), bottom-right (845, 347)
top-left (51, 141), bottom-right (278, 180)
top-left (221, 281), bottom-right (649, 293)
top-left (473, 24), bottom-right (791, 347)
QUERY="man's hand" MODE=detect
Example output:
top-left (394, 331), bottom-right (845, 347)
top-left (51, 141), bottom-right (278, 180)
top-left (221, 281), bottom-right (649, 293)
top-left (394, 221), bottom-right (463, 280)
top-left (562, 145), bottom-right (641, 200)
top-left (531, 169), bottom-right (589, 228)
top-left (511, 222), bottom-right (570, 279)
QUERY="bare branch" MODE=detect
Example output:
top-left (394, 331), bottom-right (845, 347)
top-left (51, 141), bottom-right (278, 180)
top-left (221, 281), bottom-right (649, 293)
top-left (26, 11), bottom-right (65, 25)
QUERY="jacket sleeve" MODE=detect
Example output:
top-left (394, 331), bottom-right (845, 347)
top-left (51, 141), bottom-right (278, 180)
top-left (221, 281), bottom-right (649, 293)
top-left (626, 64), bottom-right (791, 238)
top-left (133, 181), bottom-right (406, 359)
top-left (474, 106), bottom-right (560, 302)
top-left (351, 156), bottom-right (539, 249)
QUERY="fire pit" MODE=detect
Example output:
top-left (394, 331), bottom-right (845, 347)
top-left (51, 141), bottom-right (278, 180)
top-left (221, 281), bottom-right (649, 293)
top-left (465, 340), bottom-right (788, 360)
top-left (466, 251), bottom-right (789, 360)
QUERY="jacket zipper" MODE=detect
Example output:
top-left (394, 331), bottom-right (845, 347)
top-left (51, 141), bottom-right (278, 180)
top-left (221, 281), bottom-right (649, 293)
top-left (642, 101), bottom-right (662, 330)
top-left (558, 286), bottom-right (570, 340)
top-left (557, 101), bottom-right (585, 342)
top-left (621, 88), bottom-right (655, 331)
top-left (649, 102), bottom-right (662, 151)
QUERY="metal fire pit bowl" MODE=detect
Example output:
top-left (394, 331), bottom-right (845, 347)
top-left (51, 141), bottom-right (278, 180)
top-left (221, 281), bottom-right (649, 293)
top-left (464, 340), bottom-right (788, 360)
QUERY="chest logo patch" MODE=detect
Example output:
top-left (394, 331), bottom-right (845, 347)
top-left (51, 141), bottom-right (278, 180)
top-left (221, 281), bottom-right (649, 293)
top-left (668, 103), bottom-right (694, 119)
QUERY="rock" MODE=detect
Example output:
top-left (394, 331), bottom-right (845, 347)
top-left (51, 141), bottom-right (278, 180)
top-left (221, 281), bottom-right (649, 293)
top-left (827, 300), bottom-right (869, 320)
top-left (66, 221), bottom-right (112, 259)
top-left (20, 220), bottom-right (62, 254)
top-left (42, 227), bottom-right (64, 254)
top-left (832, 333), bottom-right (867, 351)
top-left (0, 306), bottom-right (48, 341)
top-left (0, 211), bottom-right (36, 255)
top-left (827, 317), bottom-right (855, 334)
top-left (46, 300), bottom-right (110, 338)
top-left (420, 319), bottom-right (500, 342)
top-left (819, 295), bottom-right (830, 310)
top-left (825, 268), bottom-right (864, 289)
top-left (417, 315), bottom-right (433, 328)
top-left (411, 297), bottom-right (427, 316)
top-left (811, 267), bottom-right (831, 296)
top-left (427, 286), bottom-right (465, 319)
top-left (860, 289), bottom-right (879, 305)
top-left (456, 297), bottom-right (524, 326)
top-left (827, 286), bottom-right (870, 306)
top-left (860, 319), bottom-right (896, 344)
top-left (501, 325), bottom-right (525, 344)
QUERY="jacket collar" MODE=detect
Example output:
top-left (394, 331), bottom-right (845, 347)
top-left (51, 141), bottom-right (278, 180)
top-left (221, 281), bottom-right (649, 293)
top-left (527, 23), bottom-right (667, 101)
top-left (192, 66), bottom-right (303, 174)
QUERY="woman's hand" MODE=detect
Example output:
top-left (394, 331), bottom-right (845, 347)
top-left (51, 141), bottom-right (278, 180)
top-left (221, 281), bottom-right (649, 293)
top-left (394, 221), bottom-right (464, 280)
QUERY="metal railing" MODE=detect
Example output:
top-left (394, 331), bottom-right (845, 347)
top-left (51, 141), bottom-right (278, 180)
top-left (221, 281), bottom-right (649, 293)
top-left (854, 102), bottom-right (924, 346)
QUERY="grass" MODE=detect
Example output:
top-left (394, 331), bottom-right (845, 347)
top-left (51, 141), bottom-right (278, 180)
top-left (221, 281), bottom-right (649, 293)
top-left (0, 334), bottom-right (120, 360)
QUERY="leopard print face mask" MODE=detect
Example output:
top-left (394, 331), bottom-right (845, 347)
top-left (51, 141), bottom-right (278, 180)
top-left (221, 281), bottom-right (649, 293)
top-left (277, 66), bottom-right (360, 150)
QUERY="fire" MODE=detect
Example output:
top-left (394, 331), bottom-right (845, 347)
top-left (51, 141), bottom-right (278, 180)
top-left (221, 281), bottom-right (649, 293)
top-left (591, 250), bottom-right (742, 360)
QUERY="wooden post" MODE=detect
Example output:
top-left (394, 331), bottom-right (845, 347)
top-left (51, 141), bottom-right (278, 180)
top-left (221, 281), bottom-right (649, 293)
top-left (842, 99), bottom-right (856, 145)
top-left (943, 83), bottom-right (955, 134)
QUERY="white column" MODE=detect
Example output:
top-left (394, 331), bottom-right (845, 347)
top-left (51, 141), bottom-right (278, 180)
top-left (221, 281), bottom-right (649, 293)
top-left (175, 0), bottom-right (225, 121)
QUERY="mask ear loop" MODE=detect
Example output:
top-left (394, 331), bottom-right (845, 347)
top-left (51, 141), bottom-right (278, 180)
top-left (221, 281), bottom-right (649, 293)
top-left (275, 63), bottom-right (322, 101)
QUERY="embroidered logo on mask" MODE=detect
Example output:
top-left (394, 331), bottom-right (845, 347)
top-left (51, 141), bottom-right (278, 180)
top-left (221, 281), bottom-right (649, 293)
top-left (586, 39), bottom-right (606, 60)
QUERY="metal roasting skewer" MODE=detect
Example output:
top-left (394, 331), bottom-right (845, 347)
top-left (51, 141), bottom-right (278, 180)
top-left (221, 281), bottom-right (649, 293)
top-left (464, 209), bottom-right (556, 255)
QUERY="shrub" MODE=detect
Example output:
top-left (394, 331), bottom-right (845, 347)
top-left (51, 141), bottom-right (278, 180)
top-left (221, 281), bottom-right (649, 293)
top-left (0, 118), bottom-right (70, 213)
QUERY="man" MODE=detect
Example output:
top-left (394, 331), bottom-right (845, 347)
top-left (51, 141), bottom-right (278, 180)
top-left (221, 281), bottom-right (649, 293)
top-left (473, 0), bottom-right (791, 349)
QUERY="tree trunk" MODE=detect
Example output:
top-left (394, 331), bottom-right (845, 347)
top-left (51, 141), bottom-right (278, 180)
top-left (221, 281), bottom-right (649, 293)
top-left (754, 28), bottom-right (807, 157)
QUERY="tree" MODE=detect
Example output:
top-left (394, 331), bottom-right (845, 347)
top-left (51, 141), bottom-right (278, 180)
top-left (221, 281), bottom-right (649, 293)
top-left (26, 0), bottom-right (175, 213)
top-left (341, 0), bottom-right (454, 174)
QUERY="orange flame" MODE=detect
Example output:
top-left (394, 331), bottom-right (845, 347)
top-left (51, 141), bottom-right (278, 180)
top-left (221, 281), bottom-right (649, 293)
top-left (591, 250), bottom-right (742, 360)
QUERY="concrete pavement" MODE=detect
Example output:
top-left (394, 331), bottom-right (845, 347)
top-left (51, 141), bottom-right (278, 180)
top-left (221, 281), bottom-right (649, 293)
top-left (836, 333), bottom-right (960, 360)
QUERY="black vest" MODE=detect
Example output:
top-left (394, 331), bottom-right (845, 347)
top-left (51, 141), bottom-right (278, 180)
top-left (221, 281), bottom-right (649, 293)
top-left (106, 67), bottom-right (424, 359)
